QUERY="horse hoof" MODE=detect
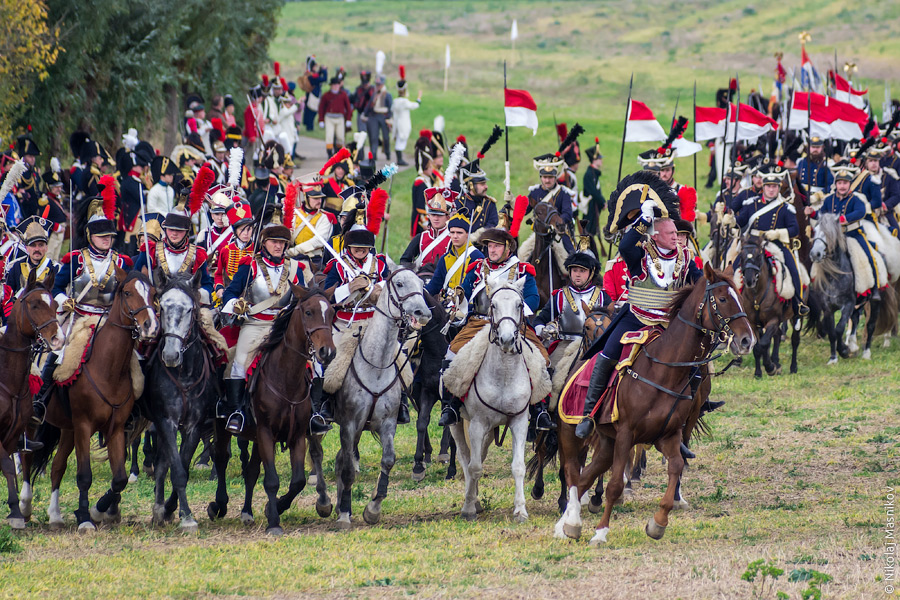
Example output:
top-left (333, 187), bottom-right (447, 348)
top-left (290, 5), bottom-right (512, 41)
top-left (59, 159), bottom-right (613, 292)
top-left (673, 498), bottom-right (691, 511)
top-left (240, 511), bottom-right (254, 525)
top-left (335, 513), bottom-right (352, 530)
top-left (411, 466), bottom-right (426, 482)
top-left (77, 521), bottom-right (96, 533)
top-left (307, 473), bottom-right (317, 486)
top-left (475, 500), bottom-right (484, 514)
top-left (461, 511), bottom-right (477, 522)
top-left (8, 517), bottom-right (25, 530)
top-left (180, 517), bottom-right (199, 533)
top-left (437, 453), bottom-right (450, 464)
top-left (563, 522), bottom-right (582, 539)
top-left (363, 504), bottom-right (381, 525)
top-left (207, 502), bottom-right (226, 521)
top-left (862, 349), bottom-right (871, 360)
top-left (105, 510), bottom-right (122, 525)
top-left (588, 499), bottom-right (603, 515)
top-left (531, 485), bottom-right (544, 501)
top-left (588, 527), bottom-right (609, 546)
top-left (316, 501), bottom-right (333, 518)
top-left (424, 454), bottom-right (432, 465)
top-left (645, 517), bottom-right (666, 540)
top-left (266, 526), bottom-right (284, 537)
top-left (152, 503), bottom-right (167, 526)
top-left (128, 473), bottom-right (138, 484)
top-left (514, 512), bottom-right (528, 524)
top-left (49, 518), bottom-right (64, 531)
top-left (827, 358), bottom-right (838, 366)
top-left (622, 488), bottom-right (634, 502)
top-left (19, 503), bottom-right (32, 522)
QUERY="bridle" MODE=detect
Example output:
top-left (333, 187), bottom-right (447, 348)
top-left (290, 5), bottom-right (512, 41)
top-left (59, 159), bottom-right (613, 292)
top-left (487, 286), bottom-right (524, 354)
top-left (533, 203), bottom-right (565, 239)
top-left (373, 268), bottom-right (426, 330)
top-left (4, 288), bottom-right (59, 353)
top-left (108, 280), bottom-right (157, 339)
top-left (288, 294), bottom-right (334, 360)
top-left (740, 238), bottom-right (772, 311)
top-left (679, 280), bottom-right (747, 347)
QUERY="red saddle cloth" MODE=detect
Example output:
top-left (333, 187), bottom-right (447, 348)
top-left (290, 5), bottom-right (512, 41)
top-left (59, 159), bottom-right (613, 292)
top-left (558, 326), bottom-right (664, 426)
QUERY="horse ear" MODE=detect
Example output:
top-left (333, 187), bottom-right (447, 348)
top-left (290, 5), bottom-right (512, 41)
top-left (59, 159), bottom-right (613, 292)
top-left (581, 299), bottom-right (590, 315)
top-left (514, 277), bottom-right (526, 292)
top-left (154, 267), bottom-right (168, 289)
top-left (189, 268), bottom-right (202, 290)
top-left (43, 267), bottom-right (56, 292)
top-left (25, 265), bottom-right (37, 291)
top-left (114, 265), bottom-right (127, 287)
top-left (702, 261), bottom-right (716, 281)
top-left (290, 282), bottom-right (308, 301)
top-left (723, 264), bottom-right (735, 278)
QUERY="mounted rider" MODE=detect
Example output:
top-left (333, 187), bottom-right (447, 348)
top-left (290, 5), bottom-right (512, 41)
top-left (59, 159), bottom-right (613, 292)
top-left (528, 150), bottom-right (576, 254)
top-left (34, 178), bottom-right (133, 424)
top-left (457, 127), bottom-right (503, 236)
top-left (286, 184), bottom-right (332, 272)
top-left (736, 160), bottom-right (809, 317)
top-left (576, 172), bottom-right (704, 439)
top-left (5, 216), bottom-right (58, 297)
top-left (196, 185), bottom-right (236, 270)
top-left (859, 137), bottom-right (900, 234)
top-left (424, 210), bottom-right (484, 315)
top-left (213, 201), bottom-right (255, 308)
top-left (400, 191), bottom-right (452, 271)
top-left (411, 131), bottom-right (444, 237)
top-left (796, 136), bottom-right (834, 202)
top-left (221, 208), bottom-right (303, 434)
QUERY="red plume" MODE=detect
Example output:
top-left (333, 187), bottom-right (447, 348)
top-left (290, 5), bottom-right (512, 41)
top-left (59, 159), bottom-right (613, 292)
top-left (510, 195), bottom-right (529, 237)
top-left (42, 204), bottom-right (50, 219)
top-left (367, 188), bottom-right (388, 236)
top-left (419, 129), bottom-right (432, 140)
top-left (189, 165), bottom-right (216, 216)
top-left (210, 117), bottom-right (225, 141)
top-left (594, 136), bottom-right (599, 143)
top-left (27, 124), bottom-right (32, 132)
top-left (399, 65), bottom-right (406, 80)
top-left (284, 182), bottom-right (299, 229)
top-left (99, 175), bottom-right (117, 220)
top-left (677, 186), bottom-right (697, 222)
top-left (319, 147), bottom-right (351, 175)
top-left (280, 77), bottom-right (288, 90)
top-left (273, 61), bottom-right (281, 77)
top-left (262, 74), bottom-right (269, 87)
top-left (456, 135), bottom-right (466, 143)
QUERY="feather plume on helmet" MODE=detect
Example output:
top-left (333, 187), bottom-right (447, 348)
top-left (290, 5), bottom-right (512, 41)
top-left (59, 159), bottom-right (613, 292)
top-left (461, 125), bottom-right (503, 189)
top-left (637, 117), bottom-right (687, 171)
top-left (606, 170), bottom-right (681, 235)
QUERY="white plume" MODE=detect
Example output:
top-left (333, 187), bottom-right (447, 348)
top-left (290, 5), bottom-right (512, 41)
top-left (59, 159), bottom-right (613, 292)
top-left (375, 51), bottom-right (385, 75)
top-left (433, 115), bottom-right (445, 134)
top-left (122, 128), bottom-right (139, 151)
top-left (442, 143), bottom-right (466, 189)
top-left (0, 160), bottom-right (27, 202)
top-left (50, 157), bottom-right (61, 173)
top-left (227, 148), bottom-right (244, 190)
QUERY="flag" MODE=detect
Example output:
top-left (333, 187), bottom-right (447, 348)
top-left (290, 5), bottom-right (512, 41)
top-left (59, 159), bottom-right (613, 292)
top-left (445, 44), bottom-right (451, 69)
top-left (393, 21), bottom-right (409, 36)
top-left (829, 70), bottom-right (868, 109)
top-left (694, 106), bottom-right (727, 141)
top-left (504, 88), bottom-right (538, 135)
top-left (624, 99), bottom-right (666, 142)
top-left (694, 104), bottom-right (778, 141)
top-left (800, 46), bottom-right (821, 92)
top-left (511, 19), bottom-right (518, 41)
top-left (789, 92), bottom-right (876, 141)
top-left (672, 137), bottom-right (702, 158)
top-left (730, 103), bottom-right (779, 140)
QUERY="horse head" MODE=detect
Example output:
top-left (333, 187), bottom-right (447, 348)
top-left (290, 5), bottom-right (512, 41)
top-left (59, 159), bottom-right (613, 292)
top-left (156, 270), bottom-right (199, 368)
top-left (488, 280), bottom-right (525, 354)
top-left (810, 213), bottom-right (844, 263)
top-left (382, 268), bottom-right (431, 329)
top-left (740, 235), bottom-right (766, 289)
top-left (114, 267), bottom-right (159, 342)
top-left (531, 202), bottom-right (566, 238)
top-left (290, 283), bottom-right (336, 365)
top-left (17, 268), bottom-right (65, 351)
top-left (581, 300), bottom-right (612, 346)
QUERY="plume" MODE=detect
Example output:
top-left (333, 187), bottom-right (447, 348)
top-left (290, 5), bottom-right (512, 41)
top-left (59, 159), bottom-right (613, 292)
top-left (273, 61), bottom-right (281, 77)
top-left (280, 77), bottom-right (288, 91)
top-left (284, 181), bottom-right (299, 229)
top-left (364, 163), bottom-right (398, 191)
top-left (50, 157), bottom-right (61, 173)
top-left (442, 143), bottom-right (466, 188)
top-left (433, 115), bottom-right (445, 134)
top-left (477, 125), bottom-right (503, 159)
top-left (367, 188), bottom-right (388, 235)
top-left (663, 116), bottom-right (689, 149)
top-left (510, 194), bottom-right (530, 237)
top-left (863, 118), bottom-right (876, 140)
top-left (262, 74), bottom-right (269, 88)
top-left (227, 147), bottom-right (244, 189)
top-left (210, 117), bottom-right (225, 141)
top-left (319, 147), bottom-right (351, 175)
top-left (99, 175), bottom-right (117, 220)
top-left (0, 160), bottom-right (27, 201)
top-left (557, 122), bottom-right (584, 154)
top-left (884, 108), bottom-right (900, 138)
top-left (189, 165), bottom-right (216, 216)
top-left (857, 135), bottom-right (877, 158)
top-left (375, 50), bottom-right (385, 75)
top-left (399, 65), bottom-right (406, 80)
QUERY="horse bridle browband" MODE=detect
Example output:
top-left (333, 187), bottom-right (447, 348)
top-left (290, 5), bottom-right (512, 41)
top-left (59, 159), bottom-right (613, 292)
top-left (8, 288), bottom-right (59, 352)
top-left (487, 287), bottom-right (524, 354)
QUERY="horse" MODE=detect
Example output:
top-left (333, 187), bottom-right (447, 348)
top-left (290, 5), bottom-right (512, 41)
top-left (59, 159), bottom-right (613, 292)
top-left (739, 235), bottom-right (800, 376)
top-left (28, 269), bottom-right (159, 531)
top-left (448, 280), bottom-right (549, 522)
top-left (327, 268), bottom-right (430, 528)
top-left (523, 201), bottom-right (569, 307)
top-left (207, 285), bottom-right (335, 535)
top-left (0, 270), bottom-right (65, 529)
top-left (806, 214), bottom-right (861, 364)
top-left (556, 264), bottom-right (754, 545)
top-left (139, 270), bottom-right (219, 531)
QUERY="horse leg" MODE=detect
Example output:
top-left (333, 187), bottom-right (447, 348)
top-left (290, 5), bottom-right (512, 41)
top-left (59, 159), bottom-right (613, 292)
top-left (622, 446), bottom-right (636, 501)
top-left (92, 425), bottom-right (128, 526)
top-left (72, 421), bottom-right (96, 531)
top-left (557, 463), bottom-right (568, 515)
top-left (562, 434), bottom-right (613, 540)
top-left (448, 422), bottom-right (472, 514)
top-left (143, 429), bottom-right (156, 477)
top-left (589, 430), bottom-right (632, 546)
top-left (790, 321), bottom-right (801, 374)
top-left (438, 425), bottom-right (452, 463)
top-left (647, 433), bottom-right (686, 540)
top-left (422, 390), bottom-right (435, 464)
top-left (255, 426), bottom-right (282, 535)
top-left (510, 414), bottom-right (529, 523)
top-left (18, 449), bottom-right (33, 521)
top-left (240, 442), bottom-right (260, 524)
top-left (175, 427), bottom-right (203, 529)
top-left (129, 435), bottom-right (140, 483)
top-left (752, 336), bottom-right (764, 378)
top-left (460, 419), bottom-right (488, 520)
top-left (238, 437), bottom-right (250, 477)
top-left (151, 425), bottom-right (172, 526)
top-left (531, 431), bottom-right (545, 501)
top-left (307, 434), bottom-right (331, 517)
top-left (446, 434), bottom-right (457, 480)
top-left (206, 426), bottom-right (231, 520)
top-left (335, 418), bottom-right (359, 529)
top-left (836, 304), bottom-right (853, 360)
top-left (364, 417), bottom-right (398, 526)
top-left (276, 435), bottom-right (308, 517)
top-left (0, 443), bottom-right (25, 529)
top-left (48, 430), bottom-right (74, 529)
top-left (412, 390), bottom-right (430, 481)
top-left (770, 322), bottom-right (783, 374)
top-left (863, 298), bottom-right (880, 360)
top-left (759, 325), bottom-right (776, 376)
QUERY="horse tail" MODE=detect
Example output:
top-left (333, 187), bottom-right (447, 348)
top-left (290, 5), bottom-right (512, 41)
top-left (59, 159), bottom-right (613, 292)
top-left (526, 429), bottom-right (558, 480)
top-left (693, 415), bottom-right (711, 439)
top-left (126, 416), bottom-right (151, 453)
top-left (804, 291), bottom-right (823, 336)
top-left (29, 421), bottom-right (61, 485)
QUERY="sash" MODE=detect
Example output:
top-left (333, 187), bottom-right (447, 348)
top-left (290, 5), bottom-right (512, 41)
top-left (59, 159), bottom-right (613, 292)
top-left (742, 197), bottom-right (784, 234)
top-left (415, 228), bottom-right (450, 269)
top-left (207, 226), bottom-right (233, 256)
top-left (443, 246), bottom-right (477, 288)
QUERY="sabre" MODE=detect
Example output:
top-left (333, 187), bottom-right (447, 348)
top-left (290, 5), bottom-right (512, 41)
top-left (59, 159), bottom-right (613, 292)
top-left (380, 173), bottom-right (394, 254)
top-left (293, 206), bottom-right (355, 274)
top-left (137, 181), bottom-right (153, 286)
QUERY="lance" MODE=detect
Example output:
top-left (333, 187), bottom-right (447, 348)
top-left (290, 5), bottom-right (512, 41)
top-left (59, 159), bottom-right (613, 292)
top-left (137, 181), bottom-right (153, 286)
top-left (616, 73), bottom-right (634, 184)
top-left (380, 172), bottom-right (394, 254)
top-left (806, 87), bottom-right (812, 194)
top-left (692, 81), bottom-right (698, 218)
top-left (728, 75), bottom-right (742, 189)
top-left (503, 61), bottom-right (511, 195)
top-left (671, 90), bottom-right (681, 131)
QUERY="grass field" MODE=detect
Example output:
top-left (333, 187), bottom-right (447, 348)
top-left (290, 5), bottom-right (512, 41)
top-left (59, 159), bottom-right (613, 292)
top-left (3, 1), bottom-right (900, 598)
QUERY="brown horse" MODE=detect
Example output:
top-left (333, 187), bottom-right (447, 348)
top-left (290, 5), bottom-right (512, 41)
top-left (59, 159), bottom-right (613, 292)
top-left (556, 264), bottom-right (754, 544)
top-left (28, 269), bottom-right (158, 531)
top-left (527, 201), bottom-right (569, 307)
top-left (208, 286), bottom-right (335, 535)
top-left (0, 270), bottom-right (65, 529)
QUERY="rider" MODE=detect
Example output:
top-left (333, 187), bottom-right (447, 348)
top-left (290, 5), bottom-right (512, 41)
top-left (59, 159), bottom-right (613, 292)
top-left (458, 158), bottom-right (499, 236)
top-left (411, 132), bottom-right (444, 237)
top-left (528, 154), bottom-right (576, 253)
top-left (868, 137), bottom-right (900, 234)
top-left (735, 161), bottom-right (808, 317)
top-left (195, 186), bottom-right (235, 269)
top-left (399, 192), bottom-right (451, 271)
top-left (286, 187), bottom-right (332, 272)
top-left (796, 136), bottom-right (834, 201)
top-left (438, 227), bottom-right (550, 429)
top-left (35, 183), bottom-right (133, 424)
top-left (425, 210), bottom-right (484, 303)
top-left (221, 213), bottom-right (303, 434)
top-left (5, 216), bottom-right (58, 297)
top-left (575, 179), bottom-right (702, 439)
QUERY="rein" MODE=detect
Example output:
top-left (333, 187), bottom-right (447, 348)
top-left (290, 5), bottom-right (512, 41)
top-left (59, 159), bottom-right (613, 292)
top-left (487, 287), bottom-right (524, 354)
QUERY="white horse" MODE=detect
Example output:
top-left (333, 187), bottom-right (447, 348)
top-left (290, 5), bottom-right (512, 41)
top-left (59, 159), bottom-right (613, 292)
top-left (448, 281), bottom-right (546, 522)
top-left (331, 268), bottom-right (431, 529)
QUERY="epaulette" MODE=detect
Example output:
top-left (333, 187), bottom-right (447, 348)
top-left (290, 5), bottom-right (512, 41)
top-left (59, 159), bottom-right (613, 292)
top-left (521, 263), bottom-right (536, 277)
top-left (322, 259), bottom-right (336, 274)
top-left (742, 198), bottom-right (756, 206)
top-left (785, 202), bottom-right (796, 214)
top-left (560, 185), bottom-right (576, 196)
top-left (119, 255), bottom-right (134, 267)
top-left (884, 167), bottom-right (899, 180)
top-left (852, 191), bottom-right (867, 202)
top-left (59, 250), bottom-right (79, 264)
top-left (528, 183), bottom-right (541, 192)
top-left (483, 194), bottom-right (498, 204)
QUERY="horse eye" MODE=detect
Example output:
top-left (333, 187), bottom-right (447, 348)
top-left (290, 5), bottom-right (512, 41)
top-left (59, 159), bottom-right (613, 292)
top-left (305, 310), bottom-right (312, 316)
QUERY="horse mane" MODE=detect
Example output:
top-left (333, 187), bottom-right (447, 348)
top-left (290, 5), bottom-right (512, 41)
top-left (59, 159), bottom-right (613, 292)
top-left (816, 213), bottom-right (847, 253)
top-left (158, 272), bottom-right (200, 304)
top-left (811, 213), bottom-right (850, 293)
top-left (256, 285), bottom-right (326, 356)
top-left (665, 268), bottom-right (735, 321)
top-left (119, 269), bottom-right (152, 291)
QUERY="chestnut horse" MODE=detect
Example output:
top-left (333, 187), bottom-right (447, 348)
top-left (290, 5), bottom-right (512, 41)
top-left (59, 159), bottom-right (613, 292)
top-left (0, 270), bottom-right (65, 529)
top-left (556, 265), bottom-right (754, 544)
top-left (208, 286), bottom-right (335, 535)
top-left (28, 269), bottom-right (158, 531)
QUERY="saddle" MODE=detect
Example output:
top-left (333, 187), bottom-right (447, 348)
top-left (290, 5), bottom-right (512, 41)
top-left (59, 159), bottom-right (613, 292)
top-left (558, 326), bottom-right (664, 426)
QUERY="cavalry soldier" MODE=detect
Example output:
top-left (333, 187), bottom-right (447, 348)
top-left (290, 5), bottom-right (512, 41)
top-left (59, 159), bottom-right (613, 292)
top-left (5, 216), bottom-right (58, 296)
top-left (438, 228), bottom-right (548, 428)
top-left (286, 187), bottom-right (332, 272)
top-left (34, 182), bottom-right (133, 424)
top-left (796, 136), bottom-right (834, 199)
top-left (221, 216), bottom-right (303, 434)
top-left (39, 164), bottom-right (69, 261)
top-left (15, 134), bottom-right (42, 218)
top-left (805, 160), bottom-right (886, 295)
top-left (196, 186), bottom-right (235, 269)
top-left (213, 200), bottom-right (255, 315)
top-left (736, 162), bottom-right (808, 317)
top-left (79, 139), bottom-right (112, 198)
top-left (575, 175), bottom-right (702, 439)
top-left (424, 211), bottom-right (484, 304)
top-left (528, 154), bottom-right (576, 252)
top-left (458, 161), bottom-right (499, 235)
top-left (261, 141), bottom-right (287, 196)
top-left (731, 155), bottom-right (765, 209)
top-left (321, 158), bottom-right (355, 217)
top-left (119, 144), bottom-right (154, 254)
top-left (400, 192), bottom-right (452, 271)
top-left (638, 123), bottom-right (700, 219)
top-left (868, 137), bottom-right (900, 233)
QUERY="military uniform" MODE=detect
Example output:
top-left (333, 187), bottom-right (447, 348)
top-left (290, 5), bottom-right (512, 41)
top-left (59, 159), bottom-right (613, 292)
top-left (286, 189), bottom-right (332, 270)
top-left (5, 216), bottom-right (58, 297)
top-left (526, 161), bottom-right (576, 254)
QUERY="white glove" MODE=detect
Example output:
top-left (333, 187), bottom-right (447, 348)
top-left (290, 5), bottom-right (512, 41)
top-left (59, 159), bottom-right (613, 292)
top-left (641, 199), bottom-right (656, 221)
top-left (345, 120), bottom-right (352, 128)
top-left (319, 121), bottom-right (325, 129)
top-left (721, 213), bottom-right (736, 227)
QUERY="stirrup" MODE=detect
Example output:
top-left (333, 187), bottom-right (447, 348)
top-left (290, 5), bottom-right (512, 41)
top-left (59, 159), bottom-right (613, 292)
top-left (438, 406), bottom-right (459, 427)
top-left (535, 409), bottom-right (556, 431)
top-left (17, 434), bottom-right (44, 453)
top-left (31, 401), bottom-right (47, 426)
top-left (309, 413), bottom-right (332, 435)
top-left (225, 411), bottom-right (245, 434)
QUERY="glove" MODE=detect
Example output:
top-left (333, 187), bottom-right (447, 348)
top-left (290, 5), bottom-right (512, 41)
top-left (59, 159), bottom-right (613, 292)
top-left (233, 298), bottom-right (250, 315)
top-left (319, 121), bottom-right (325, 129)
top-left (764, 229), bottom-right (780, 241)
top-left (640, 199), bottom-right (656, 221)
top-left (348, 275), bottom-right (370, 294)
top-left (345, 120), bottom-right (352, 128)
top-left (720, 213), bottom-right (736, 227)
top-left (503, 189), bottom-right (514, 205)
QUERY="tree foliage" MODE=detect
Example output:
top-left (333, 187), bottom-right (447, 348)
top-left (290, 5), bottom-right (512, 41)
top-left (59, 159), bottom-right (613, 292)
top-left (14, 0), bottom-right (282, 158)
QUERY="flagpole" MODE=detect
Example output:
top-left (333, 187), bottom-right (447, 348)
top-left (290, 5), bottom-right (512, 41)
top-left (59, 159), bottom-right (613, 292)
top-left (616, 72), bottom-right (634, 184)
top-left (806, 89), bottom-right (812, 194)
top-left (692, 81), bottom-right (698, 196)
top-left (392, 33), bottom-right (396, 63)
top-left (444, 45), bottom-right (449, 92)
top-left (504, 61), bottom-right (510, 195)
top-left (729, 74), bottom-right (741, 181)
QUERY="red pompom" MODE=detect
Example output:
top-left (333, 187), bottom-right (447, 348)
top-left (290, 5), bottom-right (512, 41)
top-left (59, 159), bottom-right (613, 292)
top-left (319, 147), bottom-right (351, 175)
top-left (777, 160), bottom-right (784, 167)
top-left (510, 194), bottom-right (530, 238)
top-left (419, 129), bottom-right (432, 140)
top-left (477, 153), bottom-right (485, 159)
top-left (27, 124), bottom-right (32, 132)
top-left (189, 165), bottom-right (216, 217)
top-left (273, 61), bottom-right (281, 77)
top-left (42, 204), bottom-right (50, 219)
top-left (594, 137), bottom-right (599, 143)
top-left (554, 151), bottom-right (561, 157)
top-left (456, 135), bottom-right (466, 143)
top-left (883, 137), bottom-right (889, 144)
top-left (399, 65), bottom-right (406, 80)
top-left (98, 175), bottom-right (117, 220)
top-left (850, 157), bottom-right (857, 164)
top-left (280, 78), bottom-right (288, 90)
top-left (367, 188), bottom-right (388, 236)
top-left (367, 151), bottom-right (373, 159)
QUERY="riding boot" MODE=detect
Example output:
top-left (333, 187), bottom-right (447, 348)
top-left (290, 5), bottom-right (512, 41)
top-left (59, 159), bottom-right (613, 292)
top-left (575, 354), bottom-right (617, 439)
top-left (397, 392), bottom-right (411, 425)
top-left (395, 150), bottom-right (408, 167)
top-left (31, 355), bottom-right (59, 426)
top-left (16, 434), bottom-right (44, 453)
top-left (792, 296), bottom-right (809, 317)
top-left (700, 399), bottom-right (725, 416)
top-left (438, 359), bottom-right (462, 427)
top-left (534, 397), bottom-right (556, 431)
top-left (223, 379), bottom-right (246, 434)
top-left (319, 390), bottom-right (334, 424)
top-left (309, 377), bottom-right (332, 435)
top-left (679, 442), bottom-right (696, 460)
